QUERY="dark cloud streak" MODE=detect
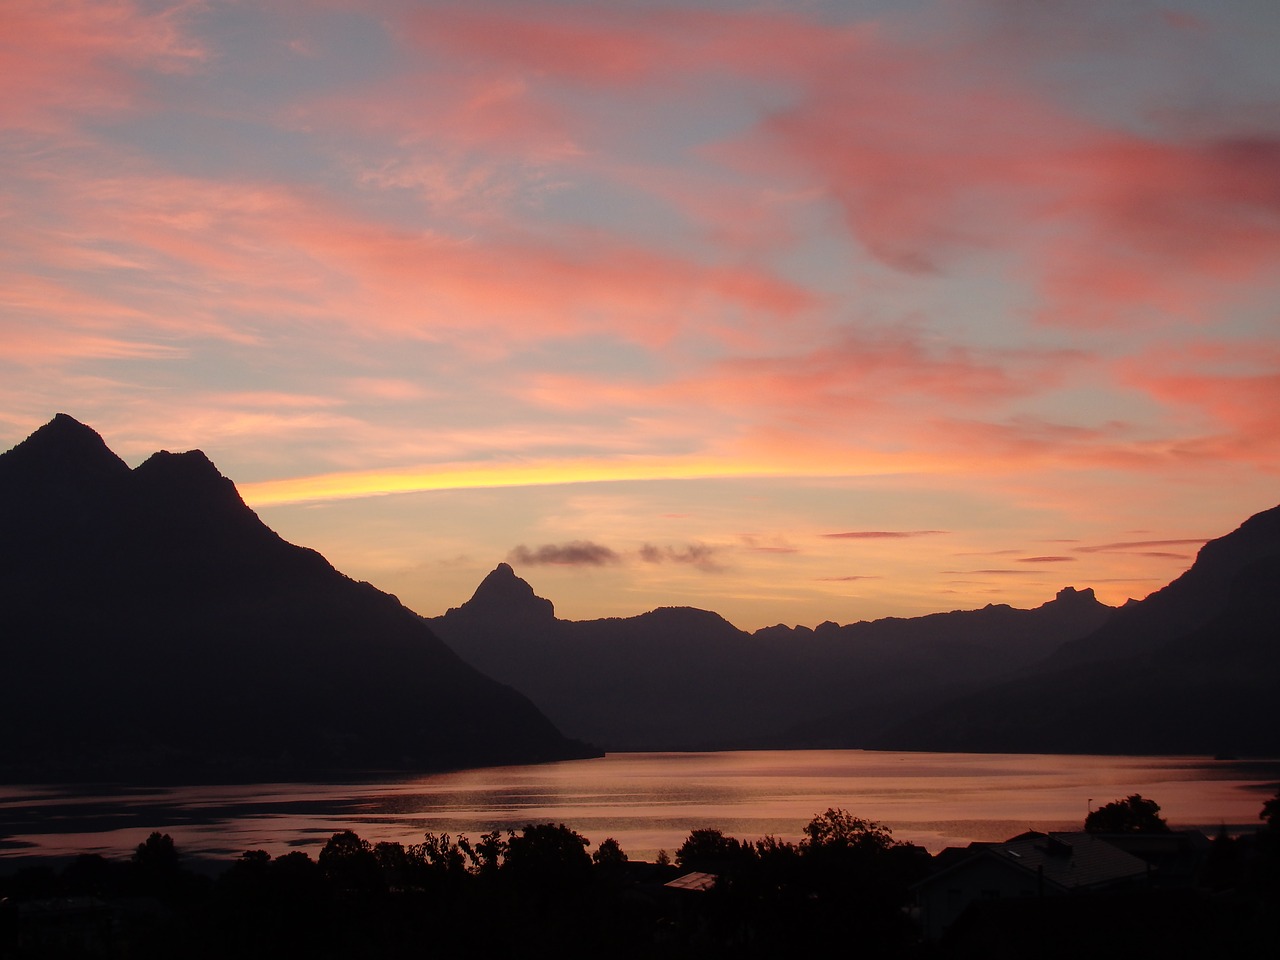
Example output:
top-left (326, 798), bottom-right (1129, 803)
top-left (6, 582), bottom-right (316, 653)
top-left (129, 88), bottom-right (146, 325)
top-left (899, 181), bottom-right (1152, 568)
top-left (509, 541), bottom-right (620, 566)
top-left (639, 542), bottom-right (722, 570)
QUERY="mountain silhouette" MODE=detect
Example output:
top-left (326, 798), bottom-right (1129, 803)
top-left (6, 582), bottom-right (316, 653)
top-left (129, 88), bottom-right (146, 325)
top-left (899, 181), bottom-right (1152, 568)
top-left (461, 562), bottom-right (556, 622)
top-left (0, 415), bottom-right (594, 781)
top-left (872, 502), bottom-right (1280, 755)
top-left (429, 569), bottom-right (1114, 750)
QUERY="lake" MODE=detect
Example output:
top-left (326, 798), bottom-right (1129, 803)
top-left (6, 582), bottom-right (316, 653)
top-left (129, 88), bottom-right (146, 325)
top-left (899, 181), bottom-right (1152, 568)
top-left (2, 750), bottom-right (1277, 866)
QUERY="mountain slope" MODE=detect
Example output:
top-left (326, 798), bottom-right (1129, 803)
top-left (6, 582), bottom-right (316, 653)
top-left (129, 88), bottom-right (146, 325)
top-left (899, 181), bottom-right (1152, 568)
top-left (429, 566), bottom-right (1114, 750)
top-left (0, 415), bottom-right (593, 781)
top-left (872, 503), bottom-right (1280, 755)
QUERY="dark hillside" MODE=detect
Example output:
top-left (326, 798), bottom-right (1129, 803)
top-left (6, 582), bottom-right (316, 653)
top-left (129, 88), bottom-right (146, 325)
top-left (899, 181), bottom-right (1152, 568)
top-left (0, 415), bottom-right (592, 781)
top-left (873, 504), bottom-right (1280, 755)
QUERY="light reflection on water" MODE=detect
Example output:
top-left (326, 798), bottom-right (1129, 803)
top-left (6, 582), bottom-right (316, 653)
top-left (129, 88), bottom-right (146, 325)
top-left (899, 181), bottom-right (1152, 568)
top-left (2, 750), bottom-right (1276, 864)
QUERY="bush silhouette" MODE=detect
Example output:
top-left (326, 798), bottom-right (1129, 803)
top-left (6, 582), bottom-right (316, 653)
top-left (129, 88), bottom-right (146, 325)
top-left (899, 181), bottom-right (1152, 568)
top-left (1085, 794), bottom-right (1171, 833)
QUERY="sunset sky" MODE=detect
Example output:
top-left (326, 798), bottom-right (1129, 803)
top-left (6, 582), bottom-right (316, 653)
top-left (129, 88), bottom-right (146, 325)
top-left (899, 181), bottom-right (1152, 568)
top-left (2, 0), bottom-right (1278, 630)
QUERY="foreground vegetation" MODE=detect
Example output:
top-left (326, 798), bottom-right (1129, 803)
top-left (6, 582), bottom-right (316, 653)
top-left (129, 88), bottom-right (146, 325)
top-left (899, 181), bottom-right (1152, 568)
top-left (3, 798), bottom-right (1278, 958)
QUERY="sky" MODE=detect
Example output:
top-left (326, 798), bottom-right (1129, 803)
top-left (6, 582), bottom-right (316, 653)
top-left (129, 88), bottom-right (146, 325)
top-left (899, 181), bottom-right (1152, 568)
top-left (2, 0), bottom-right (1279, 631)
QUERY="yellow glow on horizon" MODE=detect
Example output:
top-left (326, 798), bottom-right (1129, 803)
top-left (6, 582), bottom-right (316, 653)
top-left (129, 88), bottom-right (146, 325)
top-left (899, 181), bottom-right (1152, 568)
top-left (238, 452), bottom-right (937, 506)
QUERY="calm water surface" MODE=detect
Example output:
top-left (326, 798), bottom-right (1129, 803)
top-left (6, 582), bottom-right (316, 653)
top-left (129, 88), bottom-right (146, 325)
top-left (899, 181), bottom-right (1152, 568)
top-left (2, 751), bottom-right (1276, 864)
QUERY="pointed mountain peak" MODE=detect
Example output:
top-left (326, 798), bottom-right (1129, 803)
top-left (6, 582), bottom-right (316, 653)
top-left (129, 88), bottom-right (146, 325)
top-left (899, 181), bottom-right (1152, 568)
top-left (45, 412), bottom-right (93, 434)
top-left (131, 448), bottom-right (257, 522)
top-left (0, 413), bottom-right (129, 483)
top-left (135, 447), bottom-right (223, 480)
top-left (462, 563), bottom-right (555, 620)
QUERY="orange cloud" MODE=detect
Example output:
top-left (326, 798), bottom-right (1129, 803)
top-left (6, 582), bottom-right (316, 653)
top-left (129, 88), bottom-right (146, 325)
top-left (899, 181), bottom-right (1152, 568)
top-left (515, 326), bottom-right (1083, 472)
top-left (823, 530), bottom-right (947, 540)
top-left (236, 444), bottom-right (956, 507)
top-left (1075, 538), bottom-right (1208, 555)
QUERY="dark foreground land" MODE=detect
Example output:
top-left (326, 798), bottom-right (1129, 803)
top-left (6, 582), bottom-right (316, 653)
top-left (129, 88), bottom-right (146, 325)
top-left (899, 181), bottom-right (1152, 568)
top-left (3, 798), bottom-right (1279, 959)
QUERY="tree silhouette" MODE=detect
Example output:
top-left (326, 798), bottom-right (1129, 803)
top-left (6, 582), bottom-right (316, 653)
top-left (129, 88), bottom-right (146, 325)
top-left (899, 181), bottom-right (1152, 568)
top-left (133, 831), bottom-right (179, 872)
top-left (318, 829), bottom-right (383, 893)
top-left (413, 832), bottom-right (468, 878)
top-left (131, 831), bottom-right (181, 895)
top-left (459, 829), bottom-right (508, 877)
top-left (591, 836), bottom-right (629, 879)
top-left (1261, 787), bottom-right (1280, 832)
top-left (503, 823), bottom-right (593, 887)
top-left (1084, 794), bottom-right (1171, 833)
top-left (800, 808), bottom-right (895, 853)
top-left (219, 848), bottom-right (271, 896)
top-left (675, 827), bottom-right (747, 872)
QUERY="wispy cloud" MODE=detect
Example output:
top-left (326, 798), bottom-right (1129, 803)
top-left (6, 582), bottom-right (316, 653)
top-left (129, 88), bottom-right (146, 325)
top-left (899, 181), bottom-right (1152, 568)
top-left (1075, 538), bottom-right (1207, 554)
top-left (0, 0), bottom-right (205, 132)
top-left (947, 569), bottom-right (1039, 576)
top-left (823, 530), bottom-right (948, 540)
top-left (739, 535), bottom-right (798, 555)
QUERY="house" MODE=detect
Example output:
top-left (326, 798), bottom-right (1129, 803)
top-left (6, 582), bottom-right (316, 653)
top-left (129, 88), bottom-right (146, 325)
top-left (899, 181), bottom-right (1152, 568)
top-left (663, 870), bottom-right (718, 893)
top-left (913, 831), bottom-right (1150, 941)
top-left (1087, 830), bottom-right (1211, 887)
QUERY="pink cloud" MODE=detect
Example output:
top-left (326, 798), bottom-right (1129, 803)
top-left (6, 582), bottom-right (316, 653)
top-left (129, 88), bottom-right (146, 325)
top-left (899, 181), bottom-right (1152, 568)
top-left (518, 327), bottom-right (1080, 448)
top-left (4, 154), bottom-right (814, 360)
top-left (511, 329), bottom-right (1280, 482)
top-left (1114, 341), bottom-right (1280, 469)
top-left (713, 333), bottom-right (1073, 410)
top-left (398, 5), bottom-right (865, 87)
top-left (299, 71), bottom-right (582, 172)
top-left (0, 0), bottom-right (204, 131)
top-left (298, 4), bottom-right (1280, 339)
top-left (674, 9), bottom-right (1280, 322)
top-left (1036, 136), bottom-right (1280, 326)
top-left (283, 213), bottom-right (815, 346)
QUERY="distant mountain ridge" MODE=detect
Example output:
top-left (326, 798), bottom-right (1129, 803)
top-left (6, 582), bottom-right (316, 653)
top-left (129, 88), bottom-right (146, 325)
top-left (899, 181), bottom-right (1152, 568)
top-left (872, 502), bottom-right (1280, 756)
top-left (431, 500), bottom-right (1280, 756)
top-left (0, 415), bottom-right (593, 781)
top-left (428, 566), bottom-right (1116, 750)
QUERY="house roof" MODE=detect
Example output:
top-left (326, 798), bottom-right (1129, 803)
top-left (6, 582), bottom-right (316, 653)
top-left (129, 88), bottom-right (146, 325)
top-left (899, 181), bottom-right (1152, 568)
top-left (664, 871), bottom-right (718, 893)
top-left (998, 832), bottom-right (1149, 890)
top-left (919, 831), bottom-right (1149, 893)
